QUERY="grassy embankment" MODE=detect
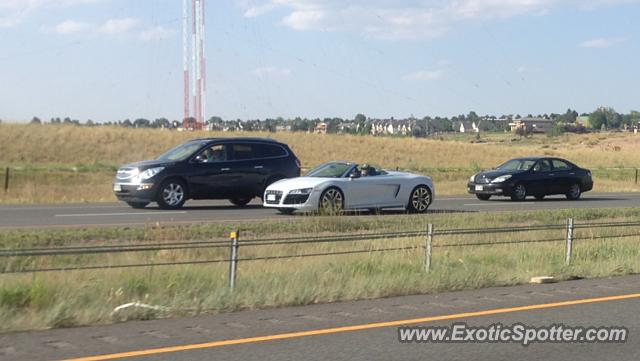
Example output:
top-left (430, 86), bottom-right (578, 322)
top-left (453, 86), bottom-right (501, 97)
top-left (1, 124), bottom-right (640, 203)
top-left (1, 207), bottom-right (639, 332)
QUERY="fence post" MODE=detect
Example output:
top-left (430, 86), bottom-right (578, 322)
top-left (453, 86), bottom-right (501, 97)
top-left (3, 167), bottom-right (8, 193)
top-left (425, 224), bottom-right (433, 272)
top-left (229, 230), bottom-right (239, 290)
top-left (565, 218), bottom-right (574, 265)
top-left (635, 169), bottom-right (638, 185)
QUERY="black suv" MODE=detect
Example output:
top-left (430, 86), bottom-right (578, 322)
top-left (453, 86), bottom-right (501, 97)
top-left (113, 138), bottom-right (301, 209)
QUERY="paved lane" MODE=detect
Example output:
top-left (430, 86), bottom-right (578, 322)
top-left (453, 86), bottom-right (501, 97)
top-left (0, 192), bottom-right (638, 229)
top-left (3, 275), bottom-right (639, 361)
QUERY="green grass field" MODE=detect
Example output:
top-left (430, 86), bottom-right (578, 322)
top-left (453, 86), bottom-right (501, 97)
top-left (1, 207), bottom-right (639, 332)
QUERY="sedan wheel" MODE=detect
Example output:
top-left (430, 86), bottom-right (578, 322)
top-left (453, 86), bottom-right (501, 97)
top-left (476, 194), bottom-right (491, 201)
top-left (566, 183), bottom-right (582, 200)
top-left (157, 180), bottom-right (187, 209)
top-left (510, 183), bottom-right (527, 201)
top-left (319, 188), bottom-right (343, 214)
top-left (408, 185), bottom-right (431, 213)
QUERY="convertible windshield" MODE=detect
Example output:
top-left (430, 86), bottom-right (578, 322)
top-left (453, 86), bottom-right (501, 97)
top-left (157, 141), bottom-right (206, 161)
top-left (306, 162), bottom-right (352, 178)
top-left (497, 159), bottom-right (537, 171)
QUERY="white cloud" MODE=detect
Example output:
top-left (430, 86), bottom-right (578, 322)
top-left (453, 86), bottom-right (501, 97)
top-left (580, 36), bottom-right (627, 48)
top-left (140, 25), bottom-right (175, 41)
top-left (54, 20), bottom-right (91, 34)
top-left (52, 18), bottom-right (173, 41)
top-left (97, 17), bottom-right (139, 35)
top-left (0, 0), bottom-right (101, 28)
top-left (252, 66), bottom-right (292, 77)
top-left (402, 69), bottom-right (444, 81)
top-left (517, 65), bottom-right (527, 73)
top-left (241, 0), bottom-right (640, 40)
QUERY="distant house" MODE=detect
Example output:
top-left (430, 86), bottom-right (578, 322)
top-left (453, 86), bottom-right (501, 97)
top-left (454, 121), bottom-right (479, 133)
top-left (509, 118), bottom-right (554, 133)
top-left (314, 122), bottom-right (327, 134)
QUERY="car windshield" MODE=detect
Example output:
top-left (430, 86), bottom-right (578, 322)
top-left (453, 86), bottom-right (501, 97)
top-left (497, 159), bottom-right (537, 171)
top-left (306, 162), bottom-right (352, 178)
top-left (157, 141), bottom-right (206, 161)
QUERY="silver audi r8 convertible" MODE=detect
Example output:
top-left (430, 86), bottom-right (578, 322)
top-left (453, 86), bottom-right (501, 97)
top-left (263, 161), bottom-right (435, 214)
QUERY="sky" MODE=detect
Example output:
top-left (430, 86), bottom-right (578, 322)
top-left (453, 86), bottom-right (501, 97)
top-left (0, 0), bottom-right (638, 123)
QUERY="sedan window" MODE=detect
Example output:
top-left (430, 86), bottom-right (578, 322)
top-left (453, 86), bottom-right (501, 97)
top-left (497, 159), bottom-right (537, 171)
top-left (533, 159), bottom-right (552, 172)
top-left (552, 159), bottom-right (572, 170)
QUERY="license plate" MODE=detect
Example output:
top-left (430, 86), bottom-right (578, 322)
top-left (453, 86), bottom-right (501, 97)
top-left (475, 185), bottom-right (483, 191)
top-left (267, 194), bottom-right (276, 201)
top-left (113, 184), bottom-right (122, 192)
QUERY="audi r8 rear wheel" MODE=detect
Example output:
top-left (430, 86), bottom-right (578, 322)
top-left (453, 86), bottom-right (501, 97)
top-left (408, 185), bottom-right (431, 213)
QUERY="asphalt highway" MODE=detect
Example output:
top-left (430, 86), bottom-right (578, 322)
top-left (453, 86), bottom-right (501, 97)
top-left (0, 192), bottom-right (638, 229)
top-left (3, 275), bottom-right (639, 361)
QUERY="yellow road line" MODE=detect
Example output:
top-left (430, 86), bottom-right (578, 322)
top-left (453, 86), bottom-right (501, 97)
top-left (64, 292), bottom-right (640, 361)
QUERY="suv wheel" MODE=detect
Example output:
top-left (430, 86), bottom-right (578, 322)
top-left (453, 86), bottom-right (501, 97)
top-left (230, 197), bottom-right (252, 207)
top-left (157, 179), bottom-right (187, 209)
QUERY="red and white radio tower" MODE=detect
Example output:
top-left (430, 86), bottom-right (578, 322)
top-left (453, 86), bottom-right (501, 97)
top-left (182, 0), bottom-right (206, 130)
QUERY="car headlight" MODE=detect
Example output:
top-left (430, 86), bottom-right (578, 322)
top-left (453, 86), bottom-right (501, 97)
top-left (138, 167), bottom-right (165, 181)
top-left (469, 174), bottom-right (476, 182)
top-left (492, 175), bottom-right (512, 183)
top-left (289, 188), bottom-right (313, 195)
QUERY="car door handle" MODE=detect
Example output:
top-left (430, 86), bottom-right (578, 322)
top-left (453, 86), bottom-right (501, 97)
top-left (549, 173), bottom-right (555, 176)
top-left (569, 172), bottom-right (575, 175)
top-left (221, 168), bottom-right (231, 171)
top-left (254, 165), bottom-right (264, 169)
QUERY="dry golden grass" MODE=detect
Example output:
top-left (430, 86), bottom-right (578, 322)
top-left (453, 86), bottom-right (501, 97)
top-left (2, 123), bottom-right (640, 203)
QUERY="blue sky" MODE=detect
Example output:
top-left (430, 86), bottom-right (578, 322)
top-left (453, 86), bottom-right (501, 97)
top-left (0, 0), bottom-right (638, 122)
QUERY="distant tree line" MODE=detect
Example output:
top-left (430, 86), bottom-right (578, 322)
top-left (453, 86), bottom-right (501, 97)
top-left (22, 107), bottom-right (640, 137)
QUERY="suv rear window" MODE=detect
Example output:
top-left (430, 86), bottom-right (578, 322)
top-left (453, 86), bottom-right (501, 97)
top-left (256, 144), bottom-right (287, 158)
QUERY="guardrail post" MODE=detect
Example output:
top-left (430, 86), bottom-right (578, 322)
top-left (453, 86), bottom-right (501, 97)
top-left (425, 224), bottom-right (433, 272)
top-left (565, 218), bottom-right (574, 265)
top-left (229, 230), bottom-right (239, 290)
top-left (3, 167), bottom-right (8, 193)
top-left (635, 169), bottom-right (638, 185)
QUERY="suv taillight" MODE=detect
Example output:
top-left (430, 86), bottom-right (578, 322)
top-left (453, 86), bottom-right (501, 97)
top-left (295, 158), bottom-right (301, 168)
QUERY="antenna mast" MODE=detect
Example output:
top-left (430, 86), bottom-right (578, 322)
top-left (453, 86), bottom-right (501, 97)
top-left (183, 0), bottom-right (206, 130)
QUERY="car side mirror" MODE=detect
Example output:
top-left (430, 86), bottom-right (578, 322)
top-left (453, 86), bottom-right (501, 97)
top-left (194, 155), bottom-right (206, 163)
top-left (349, 173), bottom-right (360, 180)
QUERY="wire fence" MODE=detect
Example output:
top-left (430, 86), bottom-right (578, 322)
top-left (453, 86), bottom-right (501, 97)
top-left (1, 219), bottom-right (639, 289)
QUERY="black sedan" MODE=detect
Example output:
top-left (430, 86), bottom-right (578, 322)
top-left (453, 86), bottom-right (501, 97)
top-left (467, 157), bottom-right (593, 201)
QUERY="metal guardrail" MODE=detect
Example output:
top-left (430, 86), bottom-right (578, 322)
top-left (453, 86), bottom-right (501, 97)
top-left (1, 219), bottom-right (639, 288)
